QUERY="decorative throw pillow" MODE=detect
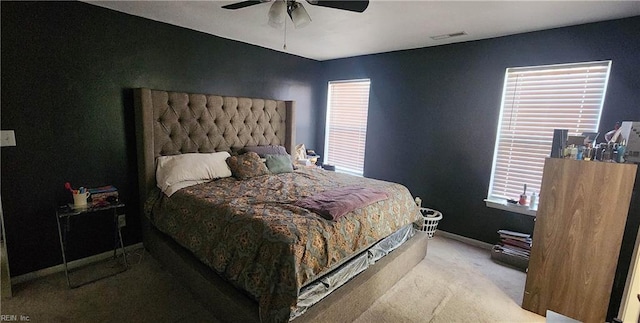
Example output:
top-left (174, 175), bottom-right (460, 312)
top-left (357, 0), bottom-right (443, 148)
top-left (229, 146), bottom-right (243, 156)
top-left (265, 154), bottom-right (294, 174)
top-left (240, 145), bottom-right (288, 158)
top-left (226, 151), bottom-right (269, 180)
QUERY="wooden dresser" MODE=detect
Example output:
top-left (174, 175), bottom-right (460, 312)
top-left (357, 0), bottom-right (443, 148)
top-left (522, 158), bottom-right (637, 322)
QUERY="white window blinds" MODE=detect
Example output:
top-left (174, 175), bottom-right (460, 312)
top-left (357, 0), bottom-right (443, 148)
top-left (487, 61), bottom-right (611, 203)
top-left (324, 79), bottom-right (371, 176)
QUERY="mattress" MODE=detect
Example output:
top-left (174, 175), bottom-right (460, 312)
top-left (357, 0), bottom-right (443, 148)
top-left (145, 168), bottom-right (421, 322)
top-left (292, 223), bottom-right (416, 320)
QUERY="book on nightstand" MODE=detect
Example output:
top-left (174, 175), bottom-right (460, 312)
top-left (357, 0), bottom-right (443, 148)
top-left (88, 185), bottom-right (118, 207)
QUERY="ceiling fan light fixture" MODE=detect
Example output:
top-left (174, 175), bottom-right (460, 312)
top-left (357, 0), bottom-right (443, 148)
top-left (288, 1), bottom-right (311, 29)
top-left (268, 0), bottom-right (286, 29)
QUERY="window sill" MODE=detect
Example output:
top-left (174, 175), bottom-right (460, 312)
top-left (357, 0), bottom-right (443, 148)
top-left (485, 199), bottom-right (537, 217)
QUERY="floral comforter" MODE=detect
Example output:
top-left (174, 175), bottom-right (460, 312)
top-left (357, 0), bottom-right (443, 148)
top-left (146, 168), bottom-right (420, 322)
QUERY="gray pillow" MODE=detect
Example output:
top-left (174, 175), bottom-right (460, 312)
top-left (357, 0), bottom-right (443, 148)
top-left (240, 145), bottom-right (288, 158)
top-left (265, 154), bottom-right (294, 174)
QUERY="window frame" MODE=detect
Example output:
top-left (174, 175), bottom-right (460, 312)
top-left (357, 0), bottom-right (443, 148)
top-left (485, 61), bottom-right (612, 216)
top-left (323, 79), bottom-right (372, 176)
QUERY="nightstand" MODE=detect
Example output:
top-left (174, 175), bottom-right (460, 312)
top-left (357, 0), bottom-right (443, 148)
top-left (56, 203), bottom-right (128, 288)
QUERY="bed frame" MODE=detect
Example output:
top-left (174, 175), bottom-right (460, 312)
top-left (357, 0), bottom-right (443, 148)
top-left (134, 88), bottom-right (428, 322)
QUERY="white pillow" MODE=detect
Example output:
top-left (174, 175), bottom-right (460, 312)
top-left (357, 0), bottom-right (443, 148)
top-left (162, 180), bottom-right (207, 197)
top-left (156, 152), bottom-right (232, 196)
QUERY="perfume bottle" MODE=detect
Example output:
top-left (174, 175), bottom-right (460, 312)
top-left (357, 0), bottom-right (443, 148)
top-left (583, 143), bottom-right (593, 161)
top-left (569, 145), bottom-right (578, 160)
top-left (529, 192), bottom-right (538, 210)
top-left (576, 146), bottom-right (584, 160)
top-left (617, 140), bottom-right (626, 163)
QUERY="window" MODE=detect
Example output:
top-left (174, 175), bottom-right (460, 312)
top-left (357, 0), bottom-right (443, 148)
top-left (487, 61), bottom-right (611, 213)
top-left (324, 79), bottom-right (371, 176)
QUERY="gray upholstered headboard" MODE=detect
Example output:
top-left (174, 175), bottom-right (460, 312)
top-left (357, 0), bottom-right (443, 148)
top-left (134, 88), bottom-right (295, 203)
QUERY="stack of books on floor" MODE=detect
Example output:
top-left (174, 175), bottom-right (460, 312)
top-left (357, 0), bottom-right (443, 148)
top-left (491, 229), bottom-right (531, 271)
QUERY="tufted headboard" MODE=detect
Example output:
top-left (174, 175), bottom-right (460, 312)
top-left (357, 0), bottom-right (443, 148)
top-left (134, 88), bottom-right (295, 202)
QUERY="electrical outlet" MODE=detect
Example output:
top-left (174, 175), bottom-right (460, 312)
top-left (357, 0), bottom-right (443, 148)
top-left (0, 130), bottom-right (16, 147)
top-left (118, 214), bottom-right (126, 228)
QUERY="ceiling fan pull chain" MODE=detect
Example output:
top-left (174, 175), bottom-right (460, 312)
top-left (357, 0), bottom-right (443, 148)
top-left (283, 17), bottom-right (287, 50)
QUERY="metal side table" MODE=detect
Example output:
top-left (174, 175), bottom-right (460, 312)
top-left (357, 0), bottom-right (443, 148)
top-left (56, 202), bottom-right (128, 288)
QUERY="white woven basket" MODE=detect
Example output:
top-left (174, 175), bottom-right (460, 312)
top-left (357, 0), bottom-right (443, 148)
top-left (418, 208), bottom-right (443, 238)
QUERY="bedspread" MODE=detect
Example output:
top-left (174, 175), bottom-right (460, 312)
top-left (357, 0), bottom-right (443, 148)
top-left (146, 168), bottom-right (420, 322)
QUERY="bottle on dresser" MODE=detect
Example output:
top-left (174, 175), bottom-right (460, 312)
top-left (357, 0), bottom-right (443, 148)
top-left (529, 192), bottom-right (538, 210)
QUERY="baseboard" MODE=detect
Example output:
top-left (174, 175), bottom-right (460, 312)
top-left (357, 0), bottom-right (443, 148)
top-left (435, 230), bottom-right (493, 250)
top-left (12, 242), bottom-right (144, 285)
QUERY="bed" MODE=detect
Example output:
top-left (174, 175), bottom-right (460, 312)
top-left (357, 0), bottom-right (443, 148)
top-left (134, 88), bottom-right (429, 322)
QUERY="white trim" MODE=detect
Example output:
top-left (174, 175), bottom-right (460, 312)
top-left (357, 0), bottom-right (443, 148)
top-left (485, 199), bottom-right (537, 217)
top-left (323, 81), bottom-right (333, 165)
top-left (507, 59), bottom-right (613, 71)
top-left (486, 68), bottom-right (510, 202)
top-left (596, 60), bottom-right (612, 132)
top-left (326, 78), bottom-right (371, 85)
top-left (324, 79), bottom-right (371, 176)
top-left (486, 60), bottom-right (610, 205)
top-left (335, 167), bottom-right (363, 177)
top-left (435, 230), bottom-right (494, 250)
top-left (12, 242), bottom-right (144, 285)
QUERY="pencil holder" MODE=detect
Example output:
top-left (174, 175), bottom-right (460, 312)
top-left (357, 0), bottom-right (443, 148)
top-left (73, 191), bottom-right (91, 208)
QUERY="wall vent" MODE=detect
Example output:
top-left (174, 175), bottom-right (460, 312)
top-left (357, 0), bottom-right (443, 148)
top-left (430, 31), bottom-right (467, 40)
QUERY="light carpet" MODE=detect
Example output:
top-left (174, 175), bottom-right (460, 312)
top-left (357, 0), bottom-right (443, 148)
top-left (1, 235), bottom-right (544, 322)
top-left (353, 236), bottom-right (543, 323)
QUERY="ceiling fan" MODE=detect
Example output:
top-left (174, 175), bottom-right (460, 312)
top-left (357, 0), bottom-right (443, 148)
top-left (222, 0), bottom-right (369, 29)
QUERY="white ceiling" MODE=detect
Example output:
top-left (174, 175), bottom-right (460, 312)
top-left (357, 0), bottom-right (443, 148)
top-left (87, 1), bottom-right (640, 61)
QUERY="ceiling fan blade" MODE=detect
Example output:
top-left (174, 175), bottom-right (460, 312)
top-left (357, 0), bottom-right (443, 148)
top-left (307, 1), bottom-right (369, 13)
top-left (222, 1), bottom-right (264, 10)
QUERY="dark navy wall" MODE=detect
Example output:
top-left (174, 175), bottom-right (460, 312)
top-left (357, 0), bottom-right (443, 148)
top-left (319, 16), bottom-right (640, 243)
top-left (2, 1), bottom-right (639, 315)
top-left (1, 2), bottom-right (321, 276)
top-left (318, 17), bottom-right (639, 318)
